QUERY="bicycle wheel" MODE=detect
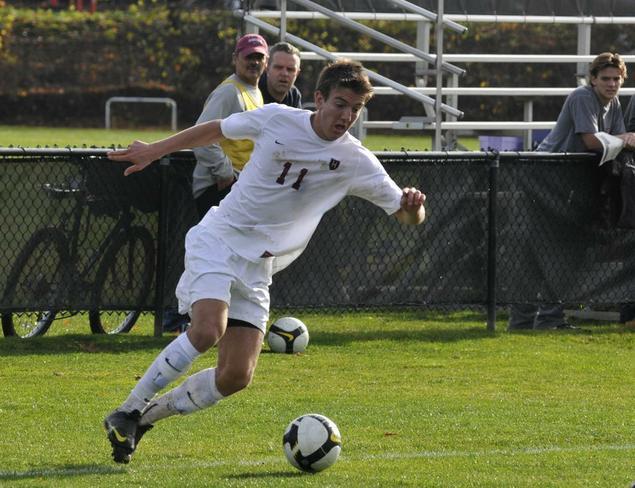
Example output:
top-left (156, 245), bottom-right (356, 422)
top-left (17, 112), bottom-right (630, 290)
top-left (1, 228), bottom-right (69, 338)
top-left (89, 226), bottom-right (155, 334)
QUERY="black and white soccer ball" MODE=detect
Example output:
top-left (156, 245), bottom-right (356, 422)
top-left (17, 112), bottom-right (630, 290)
top-left (267, 317), bottom-right (309, 353)
top-left (283, 414), bottom-right (342, 473)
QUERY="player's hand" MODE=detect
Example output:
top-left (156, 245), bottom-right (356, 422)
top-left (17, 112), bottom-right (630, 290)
top-left (400, 187), bottom-right (425, 212)
top-left (216, 175), bottom-right (236, 191)
top-left (107, 141), bottom-right (158, 176)
top-left (394, 187), bottom-right (426, 225)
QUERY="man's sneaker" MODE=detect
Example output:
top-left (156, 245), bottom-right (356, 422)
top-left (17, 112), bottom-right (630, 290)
top-left (104, 409), bottom-right (143, 464)
top-left (552, 322), bottom-right (579, 330)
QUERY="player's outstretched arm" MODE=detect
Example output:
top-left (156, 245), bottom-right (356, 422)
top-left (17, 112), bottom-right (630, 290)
top-left (393, 187), bottom-right (426, 225)
top-left (107, 120), bottom-right (225, 176)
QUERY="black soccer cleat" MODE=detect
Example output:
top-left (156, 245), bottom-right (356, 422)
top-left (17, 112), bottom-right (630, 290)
top-left (135, 423), bottom-right (154, 449)
top-left (104, 409), bottom-right (147, 464)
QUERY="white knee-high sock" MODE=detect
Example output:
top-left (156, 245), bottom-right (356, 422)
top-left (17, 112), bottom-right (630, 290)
top-left (139, 368), bottom-right (224, 426)
top-left (120, 333), bottom-right (201, 413)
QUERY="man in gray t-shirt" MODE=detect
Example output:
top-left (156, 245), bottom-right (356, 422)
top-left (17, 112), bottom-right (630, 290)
top-left (164, 34), bottom-right (269, 333)
top-left (192, 33), bottom-right (268, 219)
top-left (511, 52), bottom-right (635, 330)
top-left (537, 52), bottom-right (635, 154)
top-left (537, 84), bottom-right (625, 153)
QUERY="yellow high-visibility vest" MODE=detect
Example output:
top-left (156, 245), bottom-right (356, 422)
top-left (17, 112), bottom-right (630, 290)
top-left (219, 78), bottom-right (263, 171)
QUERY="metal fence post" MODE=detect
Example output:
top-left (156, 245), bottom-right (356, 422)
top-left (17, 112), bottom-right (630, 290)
top-left (154, 156), bottom-right (171, 337)
top-left (486, 152), bottom-right (499, 331)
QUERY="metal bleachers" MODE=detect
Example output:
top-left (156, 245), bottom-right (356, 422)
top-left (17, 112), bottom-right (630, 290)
top-left (240, 2), bottom-right (635, 149)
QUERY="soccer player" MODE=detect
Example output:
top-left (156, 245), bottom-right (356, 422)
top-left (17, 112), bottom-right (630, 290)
top-left (103, 59), bottom-right (426, 464)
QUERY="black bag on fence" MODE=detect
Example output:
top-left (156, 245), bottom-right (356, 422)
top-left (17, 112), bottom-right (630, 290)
top-left (597, 150), bottom-right (635, 229)
top-left (85, 159), bottom-right (162, 217)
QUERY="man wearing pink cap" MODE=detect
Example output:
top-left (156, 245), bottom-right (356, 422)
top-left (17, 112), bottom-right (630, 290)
top-left (162, 34), bottom-right (269, 333)
top-left (191, 33), bottom-right (268, 219)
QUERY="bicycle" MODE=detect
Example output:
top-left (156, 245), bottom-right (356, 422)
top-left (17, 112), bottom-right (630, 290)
top-left (1, 157), bottom-right (156, 338)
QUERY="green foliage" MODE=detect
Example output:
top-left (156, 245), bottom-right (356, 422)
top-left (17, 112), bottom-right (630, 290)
top-left (0, 5), bottom-right (236, 95)
top-left (1, 5), bottom-right (635, 126)
top-left (0, 4), bottom-right (238, 126)
top-left (0, 311), bottom-right (633, 486)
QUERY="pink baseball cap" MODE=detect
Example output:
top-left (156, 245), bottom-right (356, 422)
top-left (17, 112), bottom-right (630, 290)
top-left (235, 34), bottom-right (268, 57)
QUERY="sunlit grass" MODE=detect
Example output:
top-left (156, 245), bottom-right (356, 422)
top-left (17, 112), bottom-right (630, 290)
top-left (0, 311), bottom-right (633, 487)
top-left (0, 126), bottom-right (174, 148)
top-left (0, 125), bottom-right (480, 152)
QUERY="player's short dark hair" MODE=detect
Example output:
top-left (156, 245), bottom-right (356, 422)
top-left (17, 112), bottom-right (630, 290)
top-left (589, 52), bottom-right (627, 80)
top-left (315, 59), bottom-right (373, 102)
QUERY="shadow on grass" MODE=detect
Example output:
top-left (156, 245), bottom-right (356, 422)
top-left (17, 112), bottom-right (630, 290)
top-left (305, 325), bottom-right (498, 347)
top-left (0, 463), bottom-right (124, 481)
top-left (2, 313), bottom-right (630, 356)
top-left (504, 323), bottom-right (633, 336)
top-left (291, 309), bottom-right (490, 324)
top-left (1, 325), bottom-right (499, 356)
top-left (0, 333), bottom-right (173, 356)
top-left (285, 319), bottom-right (632, 348)
top-left (225, 470), bottom-right (307, 480)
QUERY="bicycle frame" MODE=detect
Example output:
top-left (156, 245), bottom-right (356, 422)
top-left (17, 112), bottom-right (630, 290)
top-left (2, 156), bottom-right (157, 337)
top-left (42, 165), bottom-right (137, 312)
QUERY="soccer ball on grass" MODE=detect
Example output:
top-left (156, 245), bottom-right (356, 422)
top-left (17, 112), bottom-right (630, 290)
top-left (267, 317), bottom-right (309, 353)
top-left (283, 413), bottom-right (342, 473)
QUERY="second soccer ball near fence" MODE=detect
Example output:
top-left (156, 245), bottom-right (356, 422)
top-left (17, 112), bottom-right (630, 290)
top-left (267, 316), bottom-right (310, 353)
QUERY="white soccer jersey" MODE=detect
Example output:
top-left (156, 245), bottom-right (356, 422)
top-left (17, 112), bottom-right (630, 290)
top-left (199, 103), bottom-right (402, 265)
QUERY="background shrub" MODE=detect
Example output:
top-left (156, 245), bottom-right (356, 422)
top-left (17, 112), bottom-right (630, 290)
top-left (1, 3), bottom-right (633, 127)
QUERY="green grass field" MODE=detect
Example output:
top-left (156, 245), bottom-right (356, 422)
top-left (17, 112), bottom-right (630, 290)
top-left (0, 312), bottom-right (634, 487)
top-left (1, 126), bottom-right (632, 485)
top-left (0, 125), bottom-right (480, 151)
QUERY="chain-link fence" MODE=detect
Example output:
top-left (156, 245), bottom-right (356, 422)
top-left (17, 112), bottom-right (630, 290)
top-left (2, 148), bottom-right (634, 333)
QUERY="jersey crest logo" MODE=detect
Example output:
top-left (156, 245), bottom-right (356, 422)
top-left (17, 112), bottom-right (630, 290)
top-left (329, 158), bottom-right (340, 170)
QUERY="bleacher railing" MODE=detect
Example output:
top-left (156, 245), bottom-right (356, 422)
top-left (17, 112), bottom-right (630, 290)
top-left (244, 8), bottom-right (635, 148)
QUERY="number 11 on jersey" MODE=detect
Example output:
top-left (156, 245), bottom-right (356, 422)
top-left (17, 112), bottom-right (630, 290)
top-left (276, 162), bottom-right (308, 191)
